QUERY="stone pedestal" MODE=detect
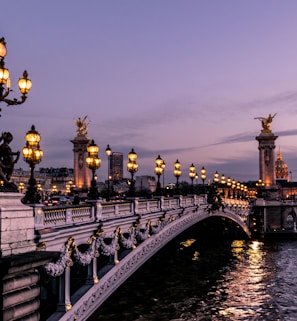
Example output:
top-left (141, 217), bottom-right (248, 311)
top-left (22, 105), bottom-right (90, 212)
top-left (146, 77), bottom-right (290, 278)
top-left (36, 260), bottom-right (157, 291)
top-left (256, 132), bottom-right (278, 186)
top-left (0, 192), bottom-right (36, 257)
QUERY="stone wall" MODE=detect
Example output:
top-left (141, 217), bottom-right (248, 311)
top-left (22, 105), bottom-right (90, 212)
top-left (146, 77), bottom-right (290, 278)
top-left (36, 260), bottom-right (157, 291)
top-left (0, 192), bottom-right (36, 257)
top-left (1, 251), bottom-right (58, 321)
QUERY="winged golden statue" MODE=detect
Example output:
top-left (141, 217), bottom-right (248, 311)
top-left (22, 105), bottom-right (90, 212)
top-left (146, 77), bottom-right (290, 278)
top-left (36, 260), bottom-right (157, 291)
top-left (254, 113), bottom-right (277, 133)
top-left (74, 115), bottom-right (90, 137)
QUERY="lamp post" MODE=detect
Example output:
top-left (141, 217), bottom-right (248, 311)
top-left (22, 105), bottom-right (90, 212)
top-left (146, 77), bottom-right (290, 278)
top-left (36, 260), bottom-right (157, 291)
top-left (256, 178), bottom-right (265, 198)
top-left (52, 185), bottom-right (57, 195)
top-left (227, 176), bottom-right (232, 197)
top-left (289, 170), bottom-right (293, 200)
top-left (236, 182), bottom-right (241, 199)
top-left (220, 174), bottom-right (226, 197)
top-left (0, 38), bottom-right (32, 113)
top-left (22, 125), bottom-right (43, 204)
top-left (174, 159), bottom-right (182, 195)
top-left (200, 166), bottom-right (206, 193)
top-left (213, 171), bottom-right (219, 186)
top-left (86, 139), bottom-right (101, 200)
top-left (66, 180), bottom-right (74, 195)
top-left (127, 148), bottom-right (138, 197)
top-left (231, 179), bottom-right (236, 198)
top-left (105, 144), bottom-right (112, 201)
top-left (162, 161), bottom-right (166, 195)
top-left (188, 163), bottom-right (196, 194)
top-left (154, 155), bottom-right (164, 196)
top-left (18, 182), bottom-right (25, 193)
top-left (240, 183), bottom-right (245, 199)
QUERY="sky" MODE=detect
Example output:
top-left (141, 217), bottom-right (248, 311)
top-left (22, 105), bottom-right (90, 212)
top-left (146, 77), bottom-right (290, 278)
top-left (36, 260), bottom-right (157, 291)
top-left (2, 1), bottom-right (297, 184)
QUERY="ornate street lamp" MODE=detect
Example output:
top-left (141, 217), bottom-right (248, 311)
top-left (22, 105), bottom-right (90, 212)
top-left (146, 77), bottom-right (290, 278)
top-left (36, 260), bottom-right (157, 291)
top-left (240, 183), bottom-right (245, 198)
top-left (127, 148), bottom-right (138, 197)
top-left (18, 182), bottom-right (25, 193)
top-left (162, 161), bottom-right (166, 194)
top-left (236, 182), bottom-right (241, 199)
top-left (227, 176), bottom-right (232, 197)
top-left (66, 180), bottom-right (75, 195)
top-left (22, 125), bottom-right (43, 204)
top-left (174, 159), bottom-right (182, 194)
top-left (200, 166), bottom-right (206, 193)
top-left (154, 155), bottom-right (164, 196)
top-left (52, 185), bottom-right (57, 194)
top-left (105, 144), bottom-right (112, 201)
top-left (188, 163), bottom-right (196, 194)
top-left (220, 174), bottom-right (226, 196)
top-left (86, 139), bottom-right (101, 200)
top-left (213, 171), bottom-right (219, 185)
top-left (0, 38), bottom-right (32, 113)
top-left (231, 179), bottom-right (236, 198)
top-left (243, 185), bottom-right (248, 199)
top-left (256, 178), bottom-right (265, 198)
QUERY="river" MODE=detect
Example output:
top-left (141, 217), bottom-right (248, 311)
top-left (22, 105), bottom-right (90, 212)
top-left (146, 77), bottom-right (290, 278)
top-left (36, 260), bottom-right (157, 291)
top-left (87, 224), bottom-right (297, 321)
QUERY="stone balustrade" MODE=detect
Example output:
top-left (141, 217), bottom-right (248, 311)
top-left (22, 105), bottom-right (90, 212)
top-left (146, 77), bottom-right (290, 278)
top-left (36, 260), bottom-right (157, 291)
top-left (34, 196), bottom-right (202, 231)
top-left (33, 195), bottom-right (250, 232)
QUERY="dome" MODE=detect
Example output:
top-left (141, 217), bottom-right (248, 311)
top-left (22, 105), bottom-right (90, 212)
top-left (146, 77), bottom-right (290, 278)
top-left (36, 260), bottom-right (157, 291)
top-left (275, 150), bottom-right (289, 180)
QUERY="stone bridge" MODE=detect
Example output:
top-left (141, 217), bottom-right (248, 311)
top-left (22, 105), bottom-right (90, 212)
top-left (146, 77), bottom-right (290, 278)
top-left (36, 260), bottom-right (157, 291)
top-left (32, 195), bottom-right (250, 321)
top-left (0, 194), bottom-right (250, 321)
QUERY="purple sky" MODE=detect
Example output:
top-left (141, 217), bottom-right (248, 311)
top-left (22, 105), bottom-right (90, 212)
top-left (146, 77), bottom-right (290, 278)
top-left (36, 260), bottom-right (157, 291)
top-left (2, 1), bottom-right (297, 184)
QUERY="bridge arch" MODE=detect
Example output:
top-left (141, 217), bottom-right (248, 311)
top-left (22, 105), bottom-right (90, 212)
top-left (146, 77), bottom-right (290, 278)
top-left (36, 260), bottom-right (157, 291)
top-left (282, 207), bottom-right (297, 230)
top-left (49, 206), bottom-right (250, 321)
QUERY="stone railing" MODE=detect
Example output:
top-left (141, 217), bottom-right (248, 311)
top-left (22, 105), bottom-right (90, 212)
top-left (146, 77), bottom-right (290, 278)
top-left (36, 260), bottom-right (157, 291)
top-left (223, 198), bottom-right (250, 221)
top-left (34, 195), bottom-right (204, 231)
top-left (34, 204), bottom-right (95, 229)
top-left (34, 195), bottom-right (250, 231)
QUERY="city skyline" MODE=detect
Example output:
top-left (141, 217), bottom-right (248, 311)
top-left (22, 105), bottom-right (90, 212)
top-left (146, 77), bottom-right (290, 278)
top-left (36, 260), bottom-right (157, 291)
top-left (2, 1), bottom-right (297, 184)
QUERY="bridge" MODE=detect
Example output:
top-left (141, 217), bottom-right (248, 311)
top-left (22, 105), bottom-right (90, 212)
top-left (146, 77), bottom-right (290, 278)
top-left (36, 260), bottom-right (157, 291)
top-left (29, 195), bottom-right (250, 321)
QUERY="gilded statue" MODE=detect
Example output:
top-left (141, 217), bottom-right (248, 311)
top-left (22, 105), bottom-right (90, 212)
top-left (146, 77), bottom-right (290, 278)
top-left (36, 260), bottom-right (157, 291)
top-left (0, 132), bottom-right (20, 190)
top-left (254, 113), bottom-right (277, 133)
top-left (74, 115), bottom-right (90, 137)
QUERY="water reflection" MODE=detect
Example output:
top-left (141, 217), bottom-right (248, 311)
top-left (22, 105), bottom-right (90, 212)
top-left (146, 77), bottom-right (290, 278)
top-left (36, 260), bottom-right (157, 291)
top-left (210, 239), bottom-right (277, 320)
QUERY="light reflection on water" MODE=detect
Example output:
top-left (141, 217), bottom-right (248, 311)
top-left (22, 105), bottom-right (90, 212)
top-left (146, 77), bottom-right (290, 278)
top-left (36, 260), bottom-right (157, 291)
top-left (88, 238), bottom-right (297, 321)
top-left (208, 240), bottom-right (277, 320)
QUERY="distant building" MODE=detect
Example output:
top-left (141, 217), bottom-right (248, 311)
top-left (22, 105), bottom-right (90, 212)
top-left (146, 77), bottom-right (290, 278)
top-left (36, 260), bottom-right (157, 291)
top-left (135, 176), bottom-right (156, 193)
top-left (275, 149), bottom-right (289, 181)
top-left (110, 152), bottom-right (123, 182)
top-left (12, 167), bottom-right (74, 196)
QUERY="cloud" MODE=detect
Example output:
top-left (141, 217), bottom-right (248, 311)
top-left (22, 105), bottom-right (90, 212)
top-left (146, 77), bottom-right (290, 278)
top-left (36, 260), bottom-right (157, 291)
top-left (205, 127), bottom-right (297, 148)
top-left (236, 90), bottom-right (297, 114)
top-left (275, 129), bottom-right (297, 137)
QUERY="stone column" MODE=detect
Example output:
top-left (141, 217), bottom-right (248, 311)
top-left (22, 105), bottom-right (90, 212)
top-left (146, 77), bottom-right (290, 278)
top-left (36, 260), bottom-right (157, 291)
top-left (256, 132), bottom-right (278, 187)
top-left (70, 136), bottom-right (90, 190)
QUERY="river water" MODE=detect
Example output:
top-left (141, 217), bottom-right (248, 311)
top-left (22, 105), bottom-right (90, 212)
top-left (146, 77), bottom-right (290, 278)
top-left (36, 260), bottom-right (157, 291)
top-left (88, 225), bottom-right (297, 321)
